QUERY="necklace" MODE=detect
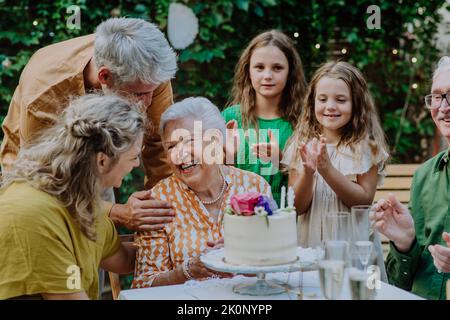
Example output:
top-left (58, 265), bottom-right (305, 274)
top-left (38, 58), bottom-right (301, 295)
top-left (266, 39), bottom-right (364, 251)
top-left (199, 167), bottom-right (227, 205)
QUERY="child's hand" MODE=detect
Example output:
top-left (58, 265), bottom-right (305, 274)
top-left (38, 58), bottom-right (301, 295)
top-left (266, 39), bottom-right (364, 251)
top-left (224, 120), bottom-right (239, 164)
top-left (298, 138), bottom-right (319, 174)
top-left (251, 129), bottom-right (281, 164)
top-left (316, 136), bottom-right (332, 173)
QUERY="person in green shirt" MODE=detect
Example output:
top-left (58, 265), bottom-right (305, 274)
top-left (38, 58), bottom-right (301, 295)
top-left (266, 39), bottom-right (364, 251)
top-left (0, 93), bottom-right (145, 300)
top-left (222, 30), bottom-right (307, 206)
top-left (370, 56), bottom-right (450, 300)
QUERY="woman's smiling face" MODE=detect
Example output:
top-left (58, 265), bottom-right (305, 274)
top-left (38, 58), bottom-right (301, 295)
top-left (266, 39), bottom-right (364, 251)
top-left (162, 118), bottom-right (220, 190)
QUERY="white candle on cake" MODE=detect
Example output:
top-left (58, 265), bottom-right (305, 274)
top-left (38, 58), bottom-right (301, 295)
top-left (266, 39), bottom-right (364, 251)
top-left (280, 186), bottom-right (286, 209)
top-left (287, 186), bottom-right (295, 208)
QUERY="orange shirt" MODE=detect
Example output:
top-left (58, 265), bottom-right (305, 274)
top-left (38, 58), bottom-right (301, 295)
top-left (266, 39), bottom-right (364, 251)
top-left (131, 166), bottom-right (271, 288)
top-left (0, 34), bottom-right (172, 189)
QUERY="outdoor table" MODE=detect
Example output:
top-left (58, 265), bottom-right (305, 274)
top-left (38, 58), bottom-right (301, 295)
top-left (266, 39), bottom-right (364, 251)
top-left (118, 270), bottom-right (424, 300)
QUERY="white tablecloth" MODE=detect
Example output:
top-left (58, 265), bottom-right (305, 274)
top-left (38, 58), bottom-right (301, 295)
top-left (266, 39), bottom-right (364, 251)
top-left (118, 270), bottom-right (423, 300)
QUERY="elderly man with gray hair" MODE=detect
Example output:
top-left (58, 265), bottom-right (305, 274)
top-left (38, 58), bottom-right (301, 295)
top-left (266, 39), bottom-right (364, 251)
top-left (370, 56), bottom-right (450, 300)
top-left (1, 18), bottom-right (177, 232)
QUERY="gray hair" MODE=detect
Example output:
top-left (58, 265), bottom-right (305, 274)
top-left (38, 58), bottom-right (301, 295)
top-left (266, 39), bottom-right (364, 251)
top-left (433, 56), bottom-right (450, 82)
top-left (2, 93), bottom-right (146, 241)
top-left (94, 17), bottom-right (177, 85)
top-left (159, 97), bottom-right (226, 143)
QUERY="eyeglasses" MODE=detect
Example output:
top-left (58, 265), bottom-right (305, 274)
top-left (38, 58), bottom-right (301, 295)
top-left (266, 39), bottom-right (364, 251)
top-left (424, 93), bottom-right (450, 109)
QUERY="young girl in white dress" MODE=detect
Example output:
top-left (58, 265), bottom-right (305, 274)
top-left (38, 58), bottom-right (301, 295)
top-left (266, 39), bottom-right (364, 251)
top-left (282, 61), bottom-right (389, 280)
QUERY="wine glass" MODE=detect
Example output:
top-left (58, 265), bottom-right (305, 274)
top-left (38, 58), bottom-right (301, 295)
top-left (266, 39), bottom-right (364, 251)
top-left (348, 267), bottom-right (376, 300)
top-left (318, 240), bottom-right (348, 300)
top-left (350, 205), bottom-right (371, 242)
top-left (318, 259), bottom-right (345, 300)
top-left (354, 240), bottom-right (373, 272)
top-left (324, 212), bottom-right (351, 242)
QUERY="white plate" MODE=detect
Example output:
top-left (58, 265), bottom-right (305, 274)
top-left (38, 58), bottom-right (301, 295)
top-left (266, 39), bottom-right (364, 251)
top-left (200, 247), bottom-right (318, 274)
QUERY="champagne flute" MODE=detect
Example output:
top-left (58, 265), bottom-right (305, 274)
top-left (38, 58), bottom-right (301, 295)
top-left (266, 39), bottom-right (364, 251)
top-left (348, 267), bottom-right (376, 300)
top-left (355, 241), bottom-right (373, 272)
top-left (318, 260), bottom-right (345, 300)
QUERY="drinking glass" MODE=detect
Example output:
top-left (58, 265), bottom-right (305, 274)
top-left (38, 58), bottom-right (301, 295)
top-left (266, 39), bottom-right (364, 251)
top-left (354, 240), bottom-right (373, 272)
top-left (318, 260), bottom-right (345, 300)
top-left (324, 212), bottom-right (351, 242)
top-left (325, 240), bottom-right (350, 262)
top-left (348, 267), bottom-right (376, 300)
top-left (350, 205), bottom-right (371, 242)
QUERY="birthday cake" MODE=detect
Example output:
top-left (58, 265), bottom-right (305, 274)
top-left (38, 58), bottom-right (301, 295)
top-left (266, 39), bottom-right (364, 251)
top-left (223, 187), bottom-right (298, 266)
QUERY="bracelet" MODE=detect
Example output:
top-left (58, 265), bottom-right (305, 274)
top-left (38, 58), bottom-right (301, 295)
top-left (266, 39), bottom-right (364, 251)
top-left (182, 258), bottom-right (193, 280)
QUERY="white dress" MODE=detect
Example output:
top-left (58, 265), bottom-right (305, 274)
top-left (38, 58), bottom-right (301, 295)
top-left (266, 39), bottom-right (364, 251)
top-left (282, 139), bottom-right (389, 281)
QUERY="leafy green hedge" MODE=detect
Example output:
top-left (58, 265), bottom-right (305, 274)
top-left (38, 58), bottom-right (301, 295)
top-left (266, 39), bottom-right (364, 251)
top-left (1, 0), bottom-right (448, 195)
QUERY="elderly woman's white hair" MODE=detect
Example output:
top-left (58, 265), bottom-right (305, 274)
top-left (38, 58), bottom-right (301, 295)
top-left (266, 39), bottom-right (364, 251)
top-left (94, 17), bottom-right (177, 85)
top-left (159, 97), bottom-right (226, 144)
top-left (433, 56), bottom-right (450, 81)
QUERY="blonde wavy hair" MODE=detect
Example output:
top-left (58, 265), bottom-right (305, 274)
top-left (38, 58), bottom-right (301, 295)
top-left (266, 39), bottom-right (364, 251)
top-left (1, 93), bottom-right (146, 241)
top-left (228, 30), bottom-right (307, 129)
top-left (287, 61), bottom-right (388, 165)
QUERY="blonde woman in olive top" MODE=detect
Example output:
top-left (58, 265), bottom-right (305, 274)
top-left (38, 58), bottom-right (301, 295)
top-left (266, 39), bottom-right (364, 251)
top-left (0, 93), bottom-right (144, 300)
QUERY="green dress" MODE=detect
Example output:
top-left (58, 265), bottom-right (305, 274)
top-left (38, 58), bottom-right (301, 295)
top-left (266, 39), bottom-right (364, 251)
top-left (222, 104), bottom-right (293, 206)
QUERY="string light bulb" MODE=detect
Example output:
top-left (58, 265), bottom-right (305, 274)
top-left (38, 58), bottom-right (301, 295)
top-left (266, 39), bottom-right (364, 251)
top-left (294, 32), bottom-right (299, 38)
top-left (392, 49), bottom-right (398, 55)
top-left (315, 43), bottom-right (321, 49)
top-left (412, 83), bottom-right (418, 89)
top-left (341, 48), bottom-right (347, 54)
top-left (411, 57), bottom-right (418, 63)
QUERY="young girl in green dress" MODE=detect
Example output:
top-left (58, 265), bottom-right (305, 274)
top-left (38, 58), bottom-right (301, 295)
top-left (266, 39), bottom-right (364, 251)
top-left (222, 30), bottom-right (307, 205)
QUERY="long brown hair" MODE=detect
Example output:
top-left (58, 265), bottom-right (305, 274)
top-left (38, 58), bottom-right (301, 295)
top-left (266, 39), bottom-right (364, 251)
top-left (288, 61), bottom-right (388, 163)
top-left (229, 30), bottom-right (307, 129)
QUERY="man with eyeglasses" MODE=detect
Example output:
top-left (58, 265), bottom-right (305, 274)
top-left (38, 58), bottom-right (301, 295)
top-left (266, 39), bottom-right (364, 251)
top-left (370, 56), bottom-right (450, 300)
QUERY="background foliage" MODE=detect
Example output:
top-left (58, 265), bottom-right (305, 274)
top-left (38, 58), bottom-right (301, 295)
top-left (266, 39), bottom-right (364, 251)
top-left (0, 0), bottom-right (449, 192)
top-left (0, 0), bottom-right (448, 292)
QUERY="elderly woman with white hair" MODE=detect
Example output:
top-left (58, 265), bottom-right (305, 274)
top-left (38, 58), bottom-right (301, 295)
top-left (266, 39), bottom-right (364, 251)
top-left (370, 56), bottom-right (450, 300)
top-left (132, 97), bottom-right (272, 288)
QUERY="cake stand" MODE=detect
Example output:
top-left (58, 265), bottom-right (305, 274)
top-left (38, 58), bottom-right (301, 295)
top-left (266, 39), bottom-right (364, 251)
top-left (200, 247), bottom-right (318, 296)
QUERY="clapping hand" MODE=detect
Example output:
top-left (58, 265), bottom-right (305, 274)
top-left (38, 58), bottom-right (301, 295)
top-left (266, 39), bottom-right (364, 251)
top-left (251, 129), bottom-right (281, 164)
top-left (298, 136), bottom-right (330, 174)
top-left (428, 232), bottom-right (450, 273)
top-left (224, 120), bottom-right (240, 165)
top-left (370, 193), bottom-right (415, 252)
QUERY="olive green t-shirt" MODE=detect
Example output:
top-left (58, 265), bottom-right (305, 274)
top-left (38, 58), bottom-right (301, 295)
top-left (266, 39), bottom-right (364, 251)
top-left (222, 104), bottom-right (293, 206)
top-left (0, 183), bottom-right (121, 300)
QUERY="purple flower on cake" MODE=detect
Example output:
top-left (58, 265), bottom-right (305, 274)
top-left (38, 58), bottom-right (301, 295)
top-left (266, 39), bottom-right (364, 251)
top-left (255, 195), bottom-right (277, 216)
top-left (230, 192), bottom-right (261, 216)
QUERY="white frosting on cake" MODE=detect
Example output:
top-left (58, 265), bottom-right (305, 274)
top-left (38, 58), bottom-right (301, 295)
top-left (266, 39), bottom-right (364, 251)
top-left (223, 210), bottom-right (298, 266)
